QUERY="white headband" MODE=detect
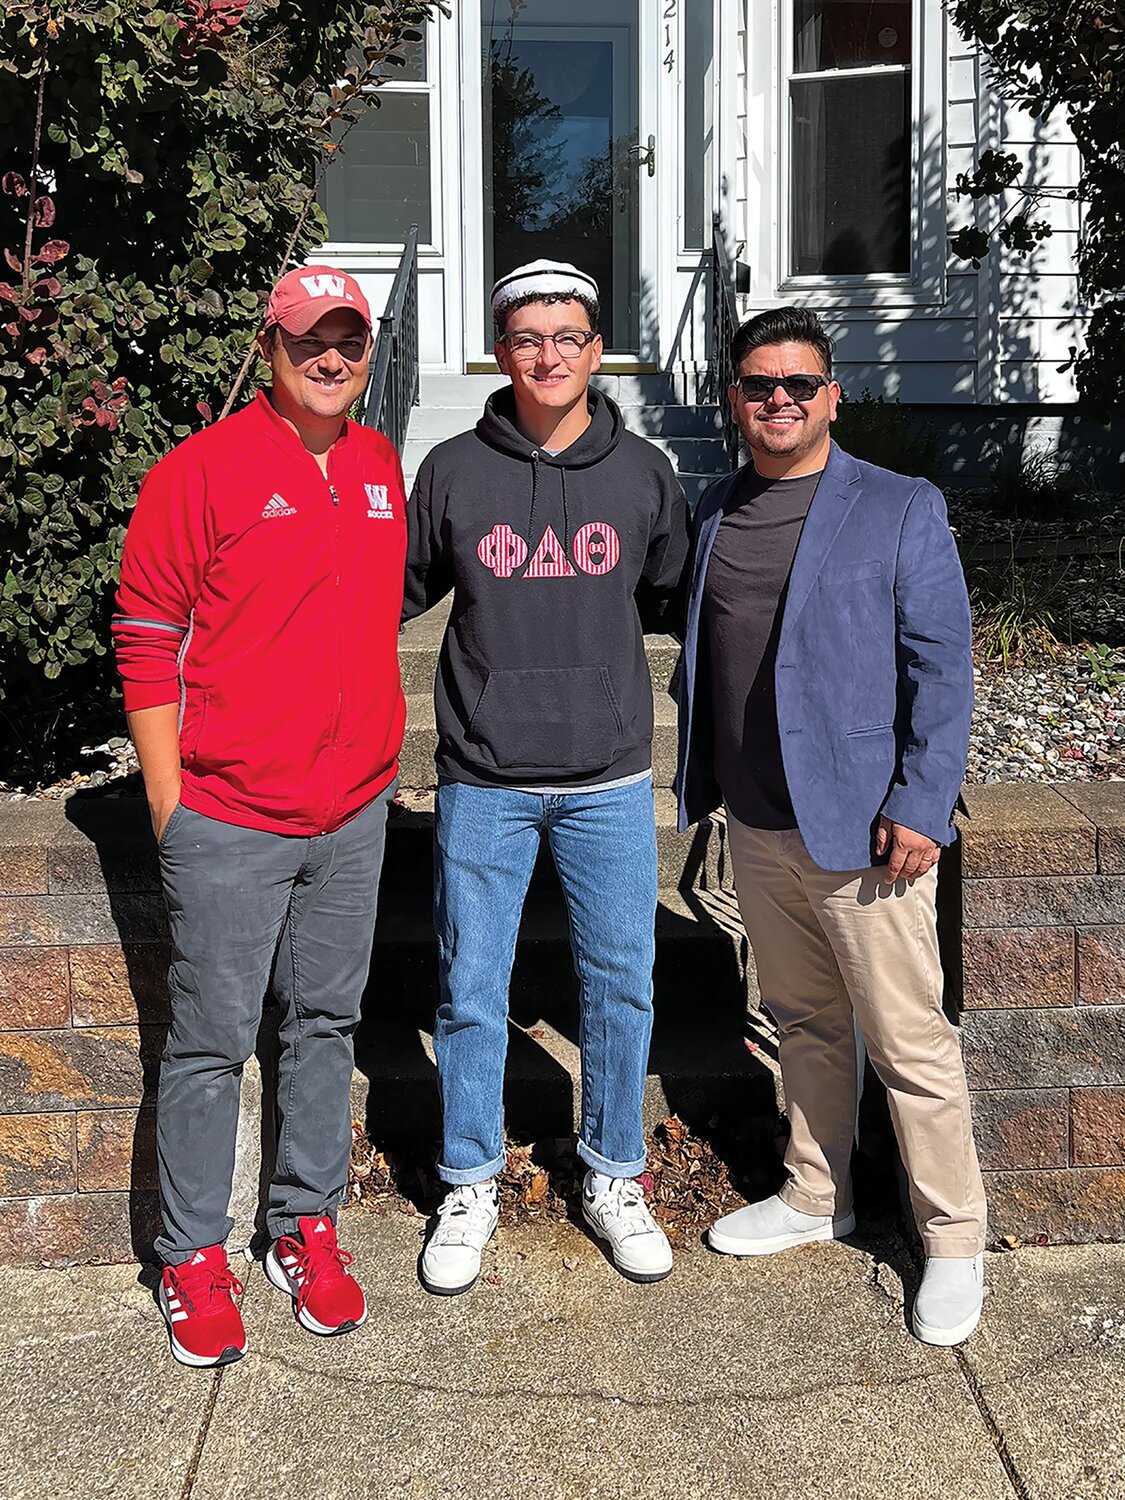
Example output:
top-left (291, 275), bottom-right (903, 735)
top-left (490, 259), bottom-right (599, 314)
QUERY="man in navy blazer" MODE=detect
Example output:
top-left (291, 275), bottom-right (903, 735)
top-left (676, 307), bottom-right (986, 1346)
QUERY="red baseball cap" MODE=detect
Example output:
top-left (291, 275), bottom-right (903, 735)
top-left (265, 265), bottom-right (373, 337)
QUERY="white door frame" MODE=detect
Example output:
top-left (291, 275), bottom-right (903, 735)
top-left (457, 0), bottom-right (673, 370)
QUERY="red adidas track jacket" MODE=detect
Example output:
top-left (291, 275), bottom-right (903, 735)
top-left (113, 392), bottom-right (407, 835)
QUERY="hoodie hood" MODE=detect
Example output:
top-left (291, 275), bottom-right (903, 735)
top-left (476, 384), bottom-right (625, 468)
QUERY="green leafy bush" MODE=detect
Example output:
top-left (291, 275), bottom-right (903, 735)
top-left (0, 0), bottom-right (440, 782)
top-left (833, 389), bottom-right (942, 480)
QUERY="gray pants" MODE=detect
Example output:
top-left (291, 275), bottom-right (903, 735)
top-left (154, 791), bottom-right (392, 1265)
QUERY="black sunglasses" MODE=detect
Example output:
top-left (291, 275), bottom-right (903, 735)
top-left (735, 373), bottom-right (832, 403)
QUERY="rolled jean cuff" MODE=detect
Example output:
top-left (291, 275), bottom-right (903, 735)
top-left (437, 1150), bottom-right (506, 1187)
top-left (921, 1232), bottom-right (988, 1258)
top-left (577, 1138), bottom-right (647, 1179)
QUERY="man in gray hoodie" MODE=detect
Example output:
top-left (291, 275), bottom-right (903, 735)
top-left (404, 260), bottom-right (689, 1293)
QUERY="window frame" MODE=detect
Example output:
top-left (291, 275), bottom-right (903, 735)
top-left (318, 20), bottom-right (443, 257)
top-left (745, 0), bottom-right (946, 310)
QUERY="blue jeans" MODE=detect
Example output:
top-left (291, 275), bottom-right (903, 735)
top-left (433, 777), bottom-right (658, 1185)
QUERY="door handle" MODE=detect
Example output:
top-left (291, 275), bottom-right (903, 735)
top-left (632, 135), bottom-right (656, 178)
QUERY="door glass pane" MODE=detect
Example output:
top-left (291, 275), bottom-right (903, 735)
top-left (790, 73), bottom-right (909, 274)
top-left (682, 3), bottom-right (714, 250)
top-left (482, 1), bottom-right (639, 352)
top-left (323, 93), bottom-right (432, 244)
top-left (794, 1), bottom-right (912, 71)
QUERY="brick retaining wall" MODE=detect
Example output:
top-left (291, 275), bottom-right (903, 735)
top-left (958, 784), bottom-right (1125, 1242)
top-left (0, 783), bottom-right (1122, 1264)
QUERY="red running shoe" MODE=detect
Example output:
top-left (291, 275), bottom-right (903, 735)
top-left (265, 1215), bottom-right (367, 1335)
top-left (158, 1245), bottom-right (247, 1368)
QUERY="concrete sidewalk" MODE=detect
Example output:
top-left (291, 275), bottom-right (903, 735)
top-left (2, 1208), bottom-right (1120, 1500)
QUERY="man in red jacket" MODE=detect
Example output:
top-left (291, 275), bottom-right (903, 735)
top-left (113, 267), bottom-right (407, 1367)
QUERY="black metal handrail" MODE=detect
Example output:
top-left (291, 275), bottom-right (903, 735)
top-left (709, 213), bottom-right (741, 471)
top-left (363, 225), bottom-right (420, 454)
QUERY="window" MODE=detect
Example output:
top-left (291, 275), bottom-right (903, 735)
top-left (788, 2), bottom-right (913, 277)
top-left (321, 33), bottom-right (434, 246)
top-left (682, 2), bottom-right (716, 251)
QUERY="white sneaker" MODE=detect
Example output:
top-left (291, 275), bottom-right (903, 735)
top-left (912, 1253), bottom-right (984, 1346)
top-left (707, 1193), bottom-right (856, 1257)
top-left (419, 1182), bottom-right (500, 1296)
top-left (581, 1173), bottom-right (673, 1283)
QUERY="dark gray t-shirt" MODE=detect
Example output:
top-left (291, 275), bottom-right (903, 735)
top-left (701, 465), bottom-right (823, 829)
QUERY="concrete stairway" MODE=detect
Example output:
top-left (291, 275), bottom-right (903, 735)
top-left (353, 592), bottom-right (777, 1155)
top-left (401, 372), bottom-right (729, 509)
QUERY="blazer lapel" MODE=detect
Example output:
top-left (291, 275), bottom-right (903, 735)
top-left (779, 442), bottom-right (862, 647)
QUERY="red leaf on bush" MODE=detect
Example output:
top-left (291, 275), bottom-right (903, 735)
top-left (196, 400), bottom-right (212, 421)
top-left (33, 240), bottom-right (70, 265)
top-left (3, 249), bottom-right (22, 273)
top-left (0, 283), bottom-right (17, 302)
top-left (26, 346), bottom-right (47, 365)
top-left (92, 379), bottom-right (108, 400)
top-left (3, 321), bottom-right (18, 338)
top-left (34, 277), bottom-right (61, 298)
top-left (18, 305), bottom-right (41, 321)
top-left (1, 172), bottom-right (27, 198)
top-left (32, 196), bottom-right (55, 228)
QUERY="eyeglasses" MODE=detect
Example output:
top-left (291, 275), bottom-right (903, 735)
top-left (735, 373), bottom-right (831, 403)
top-left (499, 329), bottom-right (598, 361)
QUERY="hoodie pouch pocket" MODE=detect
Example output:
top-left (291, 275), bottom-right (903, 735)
top-left (467, 666), bottom-right (624, 773)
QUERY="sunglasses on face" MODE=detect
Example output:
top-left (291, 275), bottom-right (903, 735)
top-left (735, 373), bottom-right (831, 403)
top-left (286, 335), bottom-right (370, 363)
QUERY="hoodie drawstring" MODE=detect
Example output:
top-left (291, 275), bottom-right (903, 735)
top-left (560, 467), bottom-right (571, 557)
top-left (528, 451), bottom-right (540, 552)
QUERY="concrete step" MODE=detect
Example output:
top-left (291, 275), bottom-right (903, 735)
top-left (368, 877), bottom-right (756, 1023)
top-left (407, 403), bottom-right (725, 442)
top-left (401, 434), bottom-right (727, 486)
top-left (351, 1005), bottom-right (779, 1147)
top-left (399, 599), bottom-right (680, 698)
top-left (417, 370), bottom-right (712, 409)
top-left (399, 686), bottom-right (679, 791)
top-left (404, 468), bottom-right (717, 512)
top-left (385, 788), bottom-right (726, 894)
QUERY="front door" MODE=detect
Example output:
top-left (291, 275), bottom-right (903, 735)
top-left (462, 0), bottom-right (663, 366)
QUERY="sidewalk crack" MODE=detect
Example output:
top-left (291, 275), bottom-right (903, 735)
top-left (247, 1344), bottom-right (946, 1411)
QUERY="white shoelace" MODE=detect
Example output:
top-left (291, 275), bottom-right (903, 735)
top-left (431, 1185), bottom-right (497, 1249)
top-left (593, 1180), bottom-right (657, 1241)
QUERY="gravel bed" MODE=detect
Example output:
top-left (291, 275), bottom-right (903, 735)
top-left (968, 648), bottom-right (1125, 783)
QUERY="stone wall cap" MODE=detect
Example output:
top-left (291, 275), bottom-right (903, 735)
top-left (958, 784), bottom-right (1098, 831)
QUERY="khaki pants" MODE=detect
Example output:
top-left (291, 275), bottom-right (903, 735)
top-left (726, 815), bottom-right (986, 1257)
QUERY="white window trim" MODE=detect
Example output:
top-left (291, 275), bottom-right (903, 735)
top-left (318, 15), bottom-right (444, 259)
top-left (743, 0), bottom-right (947, 310)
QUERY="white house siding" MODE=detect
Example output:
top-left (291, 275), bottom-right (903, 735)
top-left (732, 5), bottom-right (1083, 408)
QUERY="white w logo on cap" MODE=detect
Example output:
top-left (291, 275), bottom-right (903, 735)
top-left (299, 273), bottom-right (349, 300)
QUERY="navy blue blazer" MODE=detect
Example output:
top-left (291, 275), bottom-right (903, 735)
top-left (675, 442), bottom-right (973, 871)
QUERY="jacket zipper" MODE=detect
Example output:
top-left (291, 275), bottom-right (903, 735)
top-left (326, 479), bottom-right (343, 832)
